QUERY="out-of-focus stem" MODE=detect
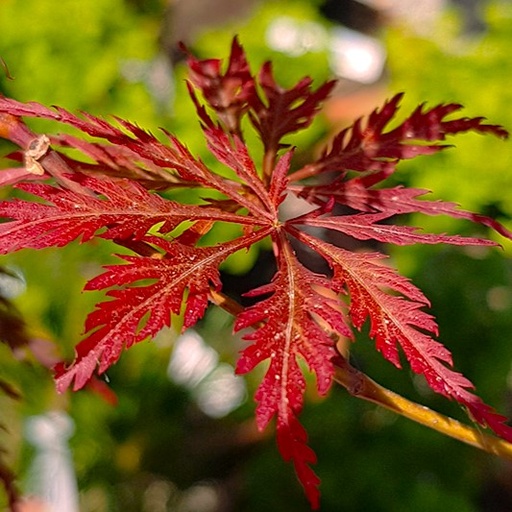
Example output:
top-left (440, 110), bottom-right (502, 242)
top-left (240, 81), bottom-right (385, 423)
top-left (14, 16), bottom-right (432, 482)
top-left (209, 288), bottom-right (244, 317)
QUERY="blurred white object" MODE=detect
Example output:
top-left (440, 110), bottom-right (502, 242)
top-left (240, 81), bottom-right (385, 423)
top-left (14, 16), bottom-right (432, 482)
top-left (0, 267), bottom-right (26, 298)
top-left (329, 27), bottom-right (386, 83)
top-left (25, 411), bottom-right (79, 512)
top-left (167, 330), bottom-right (218, 388)
top-left (168, 330), bottom-right (246, 418)
top-left (265, 15), bottom-right (386, 84)
top-left (266, 16), bottom-right (328, 57)
top-left (195, 363), bottom-right (246, 418)
top-left (120, 54), bottom-right (175, 114)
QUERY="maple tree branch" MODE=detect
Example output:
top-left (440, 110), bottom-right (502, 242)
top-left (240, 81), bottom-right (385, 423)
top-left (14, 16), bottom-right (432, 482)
top-left (209, 288), bottom-right (244, 316)
top-left (333, 356), bottom-right (512, 461)
top-left (208, 287), bottom-right (512, 462)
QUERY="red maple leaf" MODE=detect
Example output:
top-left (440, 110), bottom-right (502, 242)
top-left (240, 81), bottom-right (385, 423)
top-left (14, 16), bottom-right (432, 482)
top-left (1, 38), bottom-right (511, 509)
top-left (0, 174), bottom-right (254, 252)
top-left (54, 229), bottom-right (270, 392)
top-left (234, 237), bottom-right (350, 508)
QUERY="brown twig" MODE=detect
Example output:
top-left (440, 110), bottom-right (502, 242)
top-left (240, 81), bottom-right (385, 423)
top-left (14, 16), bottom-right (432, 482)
top-left (333, 356), bottom-right (512, 461)
top-left (208, 287), bottom-right (512, 462)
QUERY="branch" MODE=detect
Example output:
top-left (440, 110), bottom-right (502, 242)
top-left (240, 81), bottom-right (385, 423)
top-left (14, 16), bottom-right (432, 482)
top-left (208, 288), bottom-right (512, 462)
top-left (333, 356), bottom-right (512, 460)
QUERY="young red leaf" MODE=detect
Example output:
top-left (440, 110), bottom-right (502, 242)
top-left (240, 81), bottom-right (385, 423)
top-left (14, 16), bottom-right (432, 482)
top-left (0, 174), bottom-right (253, 253)
top-left (55, 228), bottom-right (271, 392)
top-left (292, 179), bottom-right (512, 240)
top-left (1, 38), bottom-right (512, 511)
top-left (288, 93), bottom-right (508, 182)
top-left (202, 123), bottom-right (276, 215)
top-left (248, 63), bottom-right (335, 155)
top-left (0, 96), bottom-right (269, 215)
top-left (291, 210), bottom-right (499, 247)
top-left (290, 227), bottom-right (512, 442)
top-left (185, 36), bottom-right (255, 136)
top-left (51, 132), bottom-right (184, 187)
top-left (234, 236), bottom-right (350, 508)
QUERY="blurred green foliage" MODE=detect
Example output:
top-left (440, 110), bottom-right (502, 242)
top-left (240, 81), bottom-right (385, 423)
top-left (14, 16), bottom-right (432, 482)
top-left (0, 0), bottom-right (163, 125)
top-left (0, 0), bottom-right (512, 511)
top-left (386, 2), bottom-right (512, 256)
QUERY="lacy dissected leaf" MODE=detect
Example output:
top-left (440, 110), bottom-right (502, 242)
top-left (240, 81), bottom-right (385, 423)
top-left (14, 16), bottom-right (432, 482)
top-left (200, 122), bottom-right (277, 217)
top-left (248, 64), bottom-right (335, 153)
top-left (0, 174), bottom-right (253, 253)
top-left (51, 133), bottom-right (184, 187)
top-left (234, 237), bottom-right (350, 508)
top-left (291, 227), bottom-right (512, 442)
top-left (185, 37), bottom-right (255, 136)
top-left (55, 228), bottom-right (271, 392)
top-left (185, 36), bottom-right (335, 151)
top-left (0, 97), bottom-right (267, 214)
top-left (289, 93), bottom-right (508, 183)
top-left (292, 209), bottom-right (500, 247)
top-left (185, 86), bottom-right (294, 213)
top-left (292, 177), bottom-right (512, 240)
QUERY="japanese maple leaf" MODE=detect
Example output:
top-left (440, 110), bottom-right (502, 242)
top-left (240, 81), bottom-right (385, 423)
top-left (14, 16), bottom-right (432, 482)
top-left (0, 37), bottom-right (511, 509)
top-left (233, 236), bottom-right (351, 506)
top-left (0, 174), bottom-right (254, 251)
top-left (54, 229), bottom-right (270, 392)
